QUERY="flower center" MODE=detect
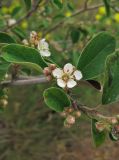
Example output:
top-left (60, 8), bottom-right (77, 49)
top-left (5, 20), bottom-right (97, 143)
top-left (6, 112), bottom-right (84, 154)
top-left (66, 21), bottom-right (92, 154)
top-left (62, 73), bottom-right (69, 82)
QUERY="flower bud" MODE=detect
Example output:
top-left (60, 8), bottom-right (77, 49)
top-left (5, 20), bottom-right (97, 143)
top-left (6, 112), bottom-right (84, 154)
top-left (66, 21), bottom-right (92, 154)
top-left (43, 67), bottom-right (51, 76)
top-left (95, 121), bottom-right (105, 132)
top-left (66, 115), bottom-right (75, 125)
top-left (0, 99), bottom-right (8, 106)
top-left (65, 107), bottom-right (73, 113)
top-left (110, 117), bottom-right (118, 124)
top-left (49, 64), bottom-right (56, 71)
top-left (75, 111), bottom-right (81, 118)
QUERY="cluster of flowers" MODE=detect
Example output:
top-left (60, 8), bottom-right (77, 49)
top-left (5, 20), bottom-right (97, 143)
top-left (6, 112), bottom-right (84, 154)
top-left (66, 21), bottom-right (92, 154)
top-left (60, 107), bottom-right (81, 128)
top-left (22, 31), bottom-right (83, 89)
top-left (22, 31), bottom-right (51, 57)
top-left (44, 63), bottom-right (83, 89)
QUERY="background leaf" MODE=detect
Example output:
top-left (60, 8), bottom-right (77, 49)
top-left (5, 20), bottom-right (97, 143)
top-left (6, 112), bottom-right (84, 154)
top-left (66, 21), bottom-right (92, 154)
top-left (0, 32), bottom-right (16, 44)
top-left (0, 60), bottom-right (10, 81)
top-left (103, 0), bottom-right (111, 16)
top-left (24, 0), bottom-right (31, 10)
top-left (43, 87), bottom-right (71, 112)
top-left (102, 51), bottom-right (119, 104)
top-left (1, 44), bottom-right (47, 72)
top-left (92, 119), bottom-right (106, 147)
top-left (77, 32), bottom-right (116, 80)
top-left (70, 28), bottom-right (80, 44)
top-left (52, 0), bottom-right (63, 9)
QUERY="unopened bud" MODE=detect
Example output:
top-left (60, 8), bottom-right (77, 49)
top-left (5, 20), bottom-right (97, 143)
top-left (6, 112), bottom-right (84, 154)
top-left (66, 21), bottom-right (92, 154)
top-left (43, 67), bottom-right (51, 76)
top-left (1, 99), bottom-right (8, 106)
top-left (95, 121), bottom-right (105, 132)
top-left (30, 31), bottom-right (39, 46)
top-left (65, 107), bottom-right (73, 113)
top-left (66, 115), bottom-right (75, 125)
top-left (49, 64), bottom-right (56, 70)
top-left (110, 117), bottom-right (118, 124)
top-left (30, 31), bottom-right (37, 38)
top-left (75, 111), bottom-right (81, 118)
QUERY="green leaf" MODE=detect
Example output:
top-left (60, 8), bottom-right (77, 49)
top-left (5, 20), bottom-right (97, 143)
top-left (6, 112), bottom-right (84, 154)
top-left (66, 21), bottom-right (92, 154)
top-left (77, 32), bottom-right (116, 80)
top-left (71, 28), bottom-right (80, 44)
top-left (0, 60), bottom-right (10, 81)
top-left (43, 87), bottom-right (71, 112)
top-left (0, 32), bottom-right (16, 44)
top-left (102, 51), bottom-right (119, 104)
top-left (1, 44), bottom-right (47, 72)
top-left (24, 0), bottom-right (31, 10)
top-left (52, 0), bottom-right (63, 9)
top-left (11, 6), bottom-right (21, 17)
top-left (12, 27), bottom-right (26, 39)
top-left (109, 132), bottom-right (119, 141)
top-left (92, 119), bottom-right (106, 147)
top-left (103, 0), bottom-right (111, 16)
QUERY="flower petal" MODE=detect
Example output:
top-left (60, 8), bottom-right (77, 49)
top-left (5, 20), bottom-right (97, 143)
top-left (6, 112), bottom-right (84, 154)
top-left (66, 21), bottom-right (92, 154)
top-left (57, 79), bottom-right (66, 88)
top-left (52, 68), bottom-right (63, 78)
top-left (63, 63), bottom-right (74, 74)
top-left (40, 50), bottom-right (51, 57)
top-left (40, 39), bottom-right (49, 48)
top-left (67, 79), bottom-right (77, 88)
top-left (73, 70), bottom-right (83, 80)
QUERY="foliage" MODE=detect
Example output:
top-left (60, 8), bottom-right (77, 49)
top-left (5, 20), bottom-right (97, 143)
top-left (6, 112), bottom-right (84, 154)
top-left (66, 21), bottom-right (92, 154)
top-left (0, 0), bottom-right (119, 153)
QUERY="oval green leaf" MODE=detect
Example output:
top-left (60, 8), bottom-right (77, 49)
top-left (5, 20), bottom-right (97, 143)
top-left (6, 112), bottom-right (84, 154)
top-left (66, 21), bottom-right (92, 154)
top-left (102, 51), bottom-right (119, 104)
top-left (24, 0), bottom-right (31, 10)
top-left (77, 32), bottom-right (116, 80)
top-left (0, 32), bottom-right (16, 44)
top-left (43, 87), bottom-right (71, 112)
top-left (1, 44), bottom-right (47, 72)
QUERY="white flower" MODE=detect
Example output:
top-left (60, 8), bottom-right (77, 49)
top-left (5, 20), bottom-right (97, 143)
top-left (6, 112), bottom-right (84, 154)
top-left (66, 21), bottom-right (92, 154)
top-left (38, 39), bottom-right (51, 57)
top-left (8, 18), bottom-right (16, 26)
top-left (52, 63), bottom-right (83, 88)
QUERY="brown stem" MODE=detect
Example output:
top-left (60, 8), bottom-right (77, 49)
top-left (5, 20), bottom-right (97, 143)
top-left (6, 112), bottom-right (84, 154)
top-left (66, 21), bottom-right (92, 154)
top-left (72, 99), bottom-right (116, 123)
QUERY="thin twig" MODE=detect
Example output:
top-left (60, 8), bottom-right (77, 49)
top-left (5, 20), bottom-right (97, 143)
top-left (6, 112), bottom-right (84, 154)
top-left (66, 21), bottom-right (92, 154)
top-left (72, 99), bottom-right (116, 122)
top-left (0, 76), bottom-right (48, 87)
top-left (44, 2), bottom-right (105, 36)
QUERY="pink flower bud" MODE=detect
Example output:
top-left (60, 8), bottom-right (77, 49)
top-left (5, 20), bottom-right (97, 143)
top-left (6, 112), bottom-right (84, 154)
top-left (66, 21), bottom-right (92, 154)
top-left (65, 108), bottom-right (73, 113)
top-left (66, 115), bottom-right (75, 125)
top-left (43, 67), bottom-right (51, 76)
top-left (49, 64), bottom-right (56, 70)
top-left (75, 111), bottom-right (81, 118)
top-left (95, 122), bottom-right (105, 132)
top-left (111, 117), bottom-right (118, 124)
